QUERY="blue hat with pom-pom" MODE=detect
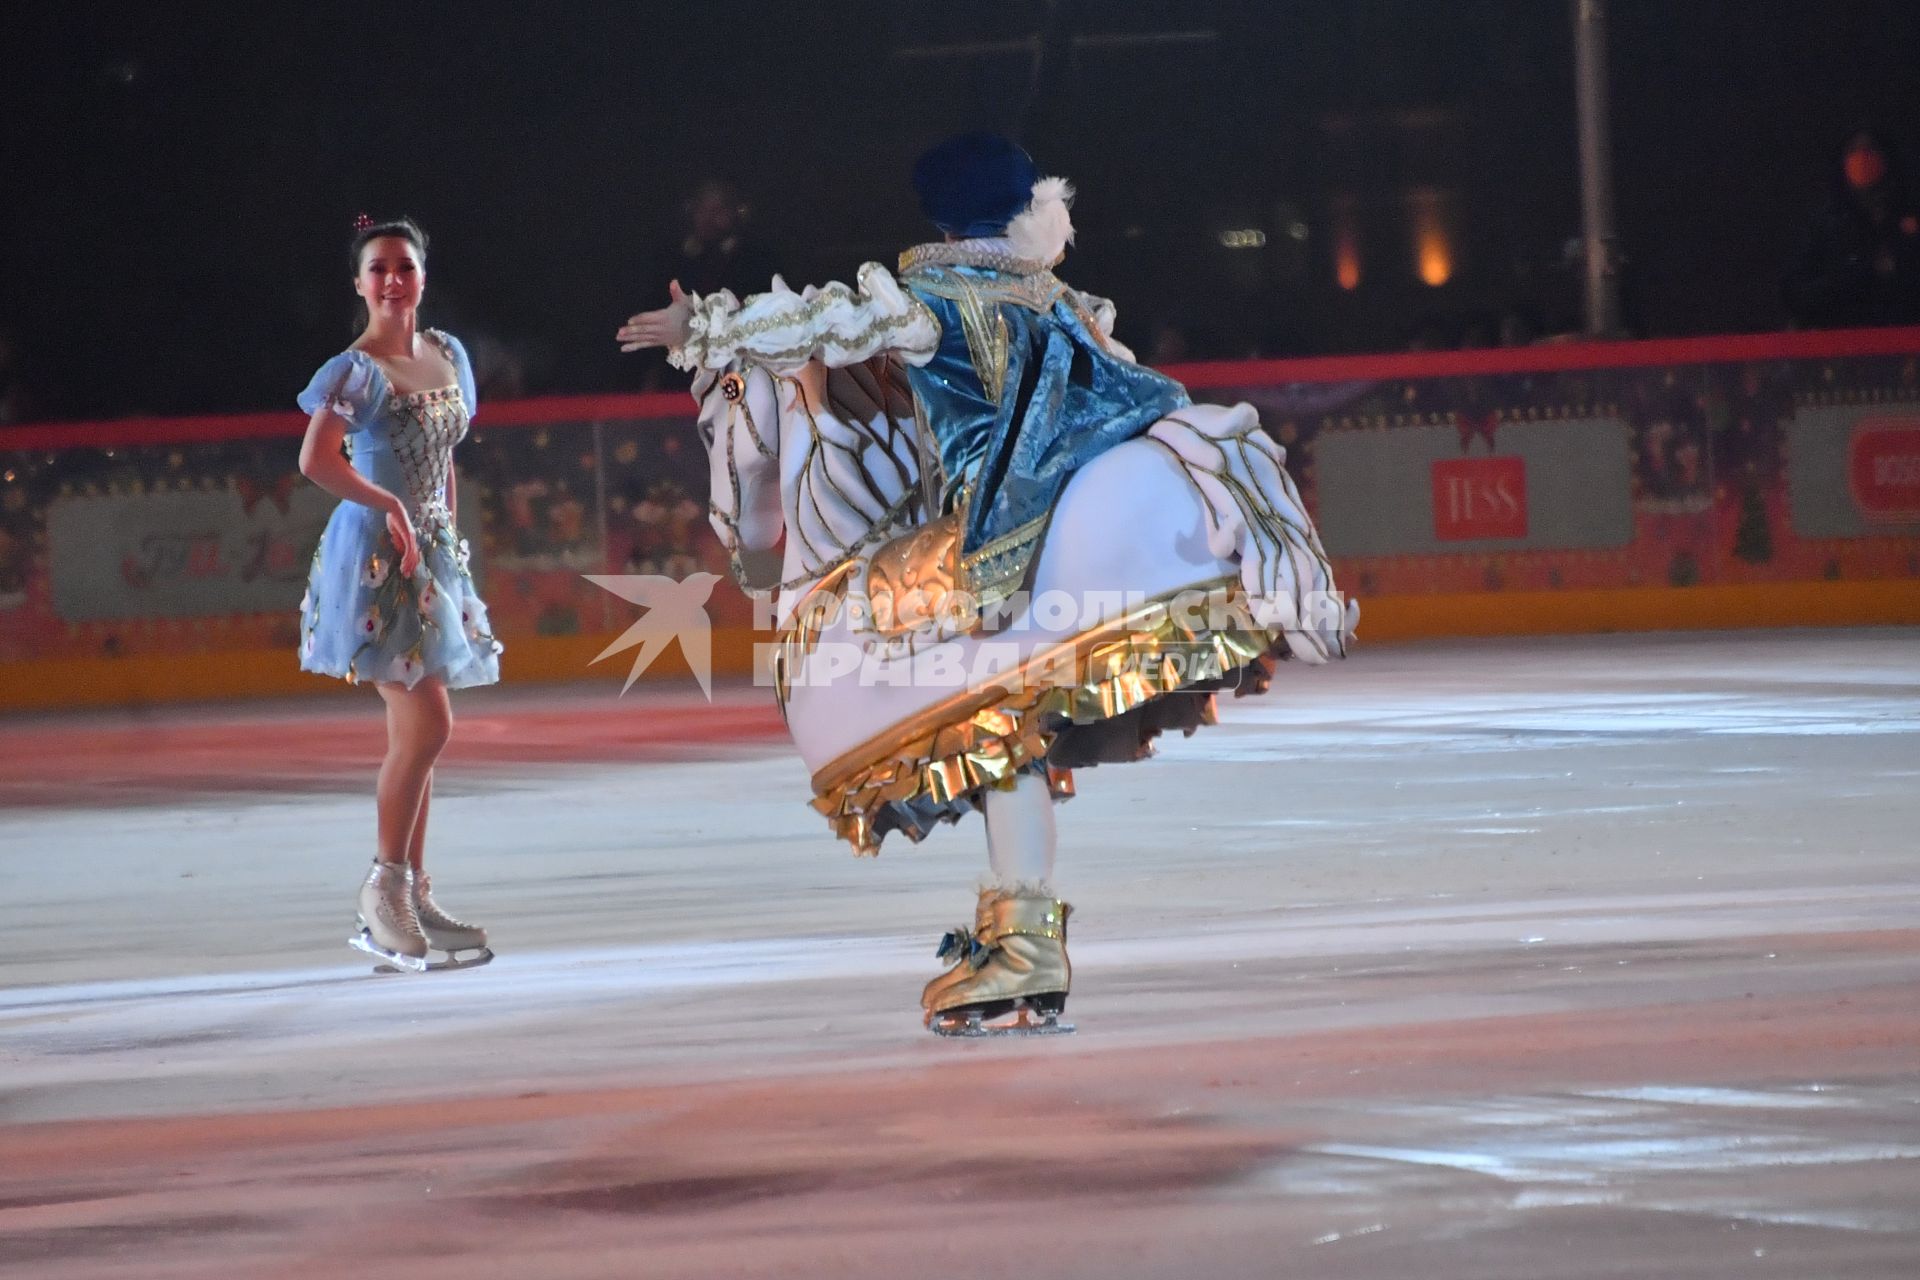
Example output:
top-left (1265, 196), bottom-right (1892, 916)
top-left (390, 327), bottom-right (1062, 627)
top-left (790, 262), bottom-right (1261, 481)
top-left (912, 133), bottom-right (1039, 238)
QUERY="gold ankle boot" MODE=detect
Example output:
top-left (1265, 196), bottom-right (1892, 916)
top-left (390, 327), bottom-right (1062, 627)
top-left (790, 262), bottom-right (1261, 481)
top-left (920, 888), bottom-right (999, 1013)
top-left (922, 887), bottom-right (1073, 1036)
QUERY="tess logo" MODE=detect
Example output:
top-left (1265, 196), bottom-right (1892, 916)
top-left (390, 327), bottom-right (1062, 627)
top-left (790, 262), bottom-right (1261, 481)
top-left (1431, 456), bottom-right (1528, 541)
top-left (1849, 419), bottom-right (1920, 519)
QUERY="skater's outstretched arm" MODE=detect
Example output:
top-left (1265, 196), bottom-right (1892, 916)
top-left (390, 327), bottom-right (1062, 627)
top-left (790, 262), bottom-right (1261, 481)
top-left (619, 265), bottom-right (940, 375)
top-left (617, 279), bottom-right (696, 352)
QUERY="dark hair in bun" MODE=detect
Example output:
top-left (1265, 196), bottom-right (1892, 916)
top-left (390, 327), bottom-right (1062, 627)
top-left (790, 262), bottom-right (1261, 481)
top-left (349, 215), bottom-right (428, 271)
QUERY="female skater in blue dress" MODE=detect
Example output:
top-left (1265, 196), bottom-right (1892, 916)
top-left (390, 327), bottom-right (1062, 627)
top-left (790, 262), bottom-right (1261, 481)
top-left (296, 215), bottom-right (502, 972)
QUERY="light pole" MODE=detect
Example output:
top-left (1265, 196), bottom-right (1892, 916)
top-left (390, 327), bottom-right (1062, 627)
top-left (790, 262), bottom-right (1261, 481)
top-left (1574, 0), bottom-right (1622, 336)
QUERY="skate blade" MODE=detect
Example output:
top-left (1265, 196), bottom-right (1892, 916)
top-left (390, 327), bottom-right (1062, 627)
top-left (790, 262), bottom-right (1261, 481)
top-left (928, 1002), bottom-right (1075, 1039)
top-left (349, 930), bottom-right (427, 974)
top-left (425, 946), bottom-right (494, 972)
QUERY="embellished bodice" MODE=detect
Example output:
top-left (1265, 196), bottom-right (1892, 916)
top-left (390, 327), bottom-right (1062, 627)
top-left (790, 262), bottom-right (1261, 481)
top-left (299, 329), bottom-right (479, 544)
top-left (371, 385), bottom-right (470, 538)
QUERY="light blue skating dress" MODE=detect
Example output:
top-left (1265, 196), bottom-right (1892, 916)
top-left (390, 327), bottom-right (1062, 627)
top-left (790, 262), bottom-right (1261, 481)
top-left (296, 329), bottom-right (502, 689)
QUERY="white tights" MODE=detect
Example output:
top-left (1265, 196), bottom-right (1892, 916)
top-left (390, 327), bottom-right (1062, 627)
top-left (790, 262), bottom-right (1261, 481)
top-left (983, 771), bottom-right (1057, 888)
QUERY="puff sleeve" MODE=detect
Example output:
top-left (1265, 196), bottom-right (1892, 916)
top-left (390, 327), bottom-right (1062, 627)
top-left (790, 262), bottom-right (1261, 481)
top-left (297, 351), bottom-right (377, 425)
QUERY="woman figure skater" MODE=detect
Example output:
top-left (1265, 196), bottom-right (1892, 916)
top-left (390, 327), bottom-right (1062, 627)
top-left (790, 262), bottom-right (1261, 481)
top-left (296, 215), bottom-right (502, 972)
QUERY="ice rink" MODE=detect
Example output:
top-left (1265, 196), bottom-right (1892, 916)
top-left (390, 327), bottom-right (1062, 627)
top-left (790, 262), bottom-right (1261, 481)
top-left (3, 629), bottom-right (1917, 1278)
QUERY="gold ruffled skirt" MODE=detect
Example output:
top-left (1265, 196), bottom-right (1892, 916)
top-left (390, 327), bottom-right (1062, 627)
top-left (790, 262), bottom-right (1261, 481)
top-left (793, 579), bottom-right (1281, 855)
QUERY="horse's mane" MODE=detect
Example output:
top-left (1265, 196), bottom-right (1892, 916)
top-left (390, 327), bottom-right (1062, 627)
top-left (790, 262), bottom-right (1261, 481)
top-left (715, 355), bottom-right (930, 602)
top-left (782, 356), bottom-right (928, 544)
top-left (822, 356), bottom-right (913, 426)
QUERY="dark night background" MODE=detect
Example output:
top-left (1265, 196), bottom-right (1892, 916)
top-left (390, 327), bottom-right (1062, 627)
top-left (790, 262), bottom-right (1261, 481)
top-left (2, 0), bottom-right (1917, 422)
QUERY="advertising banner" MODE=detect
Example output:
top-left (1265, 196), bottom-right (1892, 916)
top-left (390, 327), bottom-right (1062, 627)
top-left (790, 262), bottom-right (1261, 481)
top-left (3, 331), bottom-right (1917, 665)
top-left (47, 486), bottom-right (333, 621)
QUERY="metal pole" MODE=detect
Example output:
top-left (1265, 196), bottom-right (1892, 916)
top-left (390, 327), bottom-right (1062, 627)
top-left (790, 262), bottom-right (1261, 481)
top-left (1573, 0), bottom-right (1622, 336)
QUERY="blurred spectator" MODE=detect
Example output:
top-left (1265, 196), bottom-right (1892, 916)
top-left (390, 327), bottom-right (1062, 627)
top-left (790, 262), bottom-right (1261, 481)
top-left (1147, 319), bottom-right (1192, 366)
top-left (664, 179), bottom-right (778, 298)
top-left (462, 331), bottom-right (529, 401)
top-left (546, 480), bottom-right (587, 552)
top-left (1458, 312), bottom-right (1499, 350)
top-left (632, 180), bottom-right (780, 390)
top-left (504, 476), bottom-right (555, 557)
top-left (0, 330), bottom-right (34, 425)
top-left (1497, 304), bottom-right (1544, 348)
top-left (1404, 313), bottom-right (1454, 351)
top-left (0, 479), bottom-right (31, 603)
top-left (1783, 126), bottom-right (1920, 329)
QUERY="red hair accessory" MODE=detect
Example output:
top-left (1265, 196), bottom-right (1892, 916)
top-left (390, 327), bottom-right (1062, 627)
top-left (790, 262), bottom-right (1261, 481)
top-left (352, 213), bottom-right (375, 232)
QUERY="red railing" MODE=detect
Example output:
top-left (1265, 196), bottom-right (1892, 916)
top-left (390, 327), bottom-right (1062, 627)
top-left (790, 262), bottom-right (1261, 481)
top-left (7, 326), bottom-right (1917, 451)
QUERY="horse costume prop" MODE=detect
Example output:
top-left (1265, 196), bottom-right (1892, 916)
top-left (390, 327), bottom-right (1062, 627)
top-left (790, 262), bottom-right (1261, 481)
top-left (652, 135), bottom-right (1355, 1034)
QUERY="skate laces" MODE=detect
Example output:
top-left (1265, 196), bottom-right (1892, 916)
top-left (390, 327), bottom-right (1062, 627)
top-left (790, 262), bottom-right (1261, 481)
top-left (413, 876), bottom-right (473, 930)
top-left (372, 865), bottom-right (427, 940)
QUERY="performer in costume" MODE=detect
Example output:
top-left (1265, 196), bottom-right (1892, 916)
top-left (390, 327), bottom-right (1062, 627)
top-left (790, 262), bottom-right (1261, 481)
top-left (298, 215), bottom-right (502, 973)
top-left (620, 135), bottom-right (1352, 1033)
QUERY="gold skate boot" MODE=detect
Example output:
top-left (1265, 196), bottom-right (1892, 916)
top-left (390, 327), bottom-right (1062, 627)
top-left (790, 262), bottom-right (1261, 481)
top-left (920, 888), bottom-right (999, 1014)
top-left (922, 886), bottom-right (1073, 1037)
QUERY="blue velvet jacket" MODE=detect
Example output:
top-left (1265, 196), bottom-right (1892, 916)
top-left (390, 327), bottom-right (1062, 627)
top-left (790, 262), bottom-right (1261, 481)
top-left (898, 251), bottom-right (1189, 602)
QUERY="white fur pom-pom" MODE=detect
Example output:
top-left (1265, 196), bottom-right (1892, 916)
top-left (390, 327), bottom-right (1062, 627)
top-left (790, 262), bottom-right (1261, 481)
top-left (1005, 176), bottom-right (1075, 264)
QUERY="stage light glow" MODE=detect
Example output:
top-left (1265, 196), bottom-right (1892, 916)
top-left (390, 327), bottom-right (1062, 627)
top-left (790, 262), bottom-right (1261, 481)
top-left (1334, 220), bottom-right (1361, 290)
top-left (1418, 228), bottom-right (1453, 286)
top-left (1409, 187), bottom-right (1456, 287)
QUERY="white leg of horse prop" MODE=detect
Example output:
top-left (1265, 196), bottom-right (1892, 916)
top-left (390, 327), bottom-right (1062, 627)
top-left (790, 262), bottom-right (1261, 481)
top-left (1143, 402), bottom-right (1356, 661)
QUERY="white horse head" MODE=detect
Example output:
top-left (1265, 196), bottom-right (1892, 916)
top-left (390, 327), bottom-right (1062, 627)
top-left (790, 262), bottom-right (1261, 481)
top-left (697, 343), bottom-right (925, 624)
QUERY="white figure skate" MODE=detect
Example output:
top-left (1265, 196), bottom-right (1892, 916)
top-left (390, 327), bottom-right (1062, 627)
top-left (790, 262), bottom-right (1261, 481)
top-left (413, 873), bottom-right (494, 971)
top-left (350, 859), bottom-right (430, 974)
